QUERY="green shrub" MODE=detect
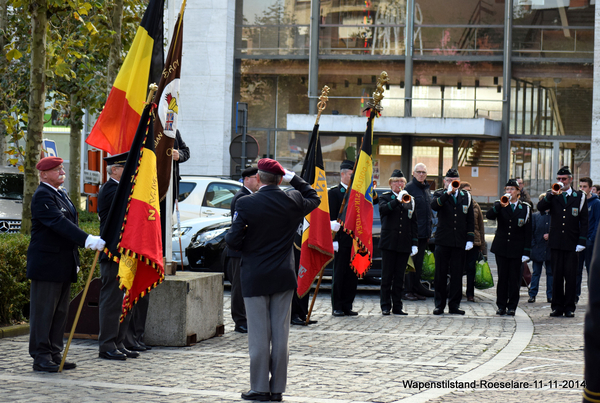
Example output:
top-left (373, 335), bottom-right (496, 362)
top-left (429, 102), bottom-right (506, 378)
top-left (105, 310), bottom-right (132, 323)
top-left (0, 233), bottom-right (30, 325)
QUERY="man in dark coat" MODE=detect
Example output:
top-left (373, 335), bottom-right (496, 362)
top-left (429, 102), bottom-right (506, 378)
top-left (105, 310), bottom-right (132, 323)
top-left (486, 179), bottom-right (532, 316)
top-left (404, 162), bottom-right (432, 300)
top-left (226, 167), bottom-right (259, 333)
top-left (583, 225), bottom-right (600, 402)
top-left (528, 193), bottom-right (553, 304)
top-left (225, 158), bottom-right (320, 402)
top-left (538, 166), bottom-right (588, 317)
top-left (27, 157), bottom-right (105, 372)
top-left (577, 177), bottom-right (600, 303)
top-left (329, 160), bottom-right (359, 316)
top-left (97, 152), bottom-right (138, 360)
top-left (378, 170), bottom-right (418, 315)
top-left (430, 168), bottom-right (474, 315)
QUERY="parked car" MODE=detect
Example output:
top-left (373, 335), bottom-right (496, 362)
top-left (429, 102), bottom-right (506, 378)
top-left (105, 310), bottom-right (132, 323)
top-left (177, 176), bottom-right (242, 221)
top-left (172, 215), bottom-right (231, 268)
top-left (184, 187), bottom-right (434, 295)
top-left (0, 166), bottom-right (24, 234)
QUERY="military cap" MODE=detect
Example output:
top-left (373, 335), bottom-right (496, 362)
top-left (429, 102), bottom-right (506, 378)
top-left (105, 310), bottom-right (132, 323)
top-left (557, 166), bottom-right (572, 176)
top-left (241, 167), bottom-right (258, 178)
top-left (390, 169), bottom-right (404, 178)
top-left (445, 168), bottom-right (459, 178)
top-left (340, 160), bottom-right (355, 170)
top-left (103, 152), bottom-right (129, 166)
top-left (505, 179), bottom-right (519, 188)
top-left (36, 156), bottom-right (63, 171)
top-left (257, 158), bottom-right (285, 176)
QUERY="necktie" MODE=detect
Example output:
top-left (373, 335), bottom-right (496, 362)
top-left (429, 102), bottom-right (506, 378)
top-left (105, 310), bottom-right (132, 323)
top-left (60, 190), bottom-right (75, 215)
top-left (511, 204), bottom-right (515, 211)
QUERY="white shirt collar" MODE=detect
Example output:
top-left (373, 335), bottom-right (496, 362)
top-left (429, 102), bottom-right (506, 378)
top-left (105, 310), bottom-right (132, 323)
top-left (243, 185), bottom-right (254, 194)
top-left (564, 187), bottom-right (573, 196)
top-left (41, 181), bottom-right (61, 193)
top-left (340, 182), bottom-right (348, 190)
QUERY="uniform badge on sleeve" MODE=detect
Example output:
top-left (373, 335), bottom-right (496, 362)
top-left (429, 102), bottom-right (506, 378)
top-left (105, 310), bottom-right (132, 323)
top-left (463, 205), bottom-right (468, 214)
top-left (518, 218), bottom-right (524, 227)
top-left (572, 208), bottom-right (579, 217)
top-left (408, 210), bottom-right (413, 219)
top-left (233, 212), bottom-right (238, 221)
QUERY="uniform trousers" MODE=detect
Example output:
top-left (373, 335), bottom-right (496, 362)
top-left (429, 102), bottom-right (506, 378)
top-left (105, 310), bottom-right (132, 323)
top-left (29, 280), bottom-right (70, 364)
top-left (332, 244), bottom-right (357, 312)
top-left (226, 256), bottom-right (247, 327)
top-left (404, 238), bottom-right (428, 295)
top-left (433, 245), bottom-right (465, 311)
top-left (380, 249), bottom-right (409, 311)
top-left (124, 293), bottom-right (149, 348)
top-left (244, 289), bottom-right (294, 394)
top-left (98, 260), bottom-right (133, 352)
top-left (551, 249), bottom-right (578, 313)
top-left (529, 260), bottom-right (553, 300)
top-left (495, 255), bottom-right (523, 311)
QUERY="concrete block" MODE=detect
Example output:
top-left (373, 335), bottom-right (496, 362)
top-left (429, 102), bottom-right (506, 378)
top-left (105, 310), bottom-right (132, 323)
top-left (145, 272), bottom-right (223, 346)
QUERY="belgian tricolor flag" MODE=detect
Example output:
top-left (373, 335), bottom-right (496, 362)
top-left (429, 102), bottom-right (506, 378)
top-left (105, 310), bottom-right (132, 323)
top-left (101, 102), bottom-right (164, 320)
top-left (339, 110), bottom-right (376, 277)
top-left (86, 0), bottom-right (164, 155)
top-left (297, 125), bottom-right (335, 298)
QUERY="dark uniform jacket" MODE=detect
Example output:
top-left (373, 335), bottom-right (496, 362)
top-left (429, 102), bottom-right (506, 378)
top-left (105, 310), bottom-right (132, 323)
top-left (531, 211), bottom-right (551, 262)
top-left (486, 201), bottom-right (532, 258)
top-left (26, 183), bottom-right (88, 283)
top-left (227, 186), bottom-right (252, 258)
top-left (378, 191), bottom-right (418, 253)
top-left (97, 178), bottom-right (118, 262)
top-left (430, 189), bottom-right (474, 248)
top-left (584, 226), bottom-right (600, 401)
top-left (537, 189), bottom-right (588, 251)
top-left (225, 176), bottom-right (320, 297)
top-left (404, 177), bottom-right (432, 239)
top-left (329, 183), bottom-right (353, 248)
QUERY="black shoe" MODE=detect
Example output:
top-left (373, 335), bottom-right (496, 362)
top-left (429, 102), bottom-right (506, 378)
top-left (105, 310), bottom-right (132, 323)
top-left (344, 310), bottom-right (359, 316)
top-left (382, 309), bottom-right (391, 315)
top-left (393, 309), bottom-right (408, 316)
top-left (466, 296), bottom-right (475, 302)
top-left (414, 293), bottom-right (427, 301)
top-left (291, 316), bottom-right (306, 326)
top-left (235, 324), bottom-right (249, 333)
top-left (549, 310), bottom-right (563, 317)
top-left (270, 393), bottom-right (283, 402)
top-left (449, 308), bottom-right (465, 315)
top-left (547, 298), bottom-right (552, 303)
top-left (496, 308), bottom-right (506, 316)
top-left (433, 308), bottom-right (443, 315)
top-left (565, 311), bottom-right (575, 318)
top-left (125, 344), bottom-right (146, 352)
top-left (52, 358), bottom-right (76, 370)
top-left (507, 309), bottom-right (516, 316)
top-left (306, 319), bottom-right (317, 325)
top-left (528, 296), bottom-right (536, 303)
top-left (241, 390), bottom-right (270, 401)
top-left (118, 347), bottom-right (139, 358)
top-left (138, 342), bottom-right (152, 350)
top-left (33, 360), bottom-right (59, 372)
top-left (332, 310), bottom-right (345, 316)
top-left (99, 349), bottom-right (127, 360)
top-left (402, 293), bottom-right (418, 301)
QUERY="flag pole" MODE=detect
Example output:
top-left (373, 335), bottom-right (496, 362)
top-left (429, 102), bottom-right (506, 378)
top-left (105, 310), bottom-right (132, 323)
top-left (59, 250), bottom-right (100, 372)
top-left (304, 86), bottom-right (330, 326)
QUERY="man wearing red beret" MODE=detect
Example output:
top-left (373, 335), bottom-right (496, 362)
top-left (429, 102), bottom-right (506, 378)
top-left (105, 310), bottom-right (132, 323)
top-left (27, 157), bottom-right (106, 372)
top-left (225, 158), bottom-right (320, 402)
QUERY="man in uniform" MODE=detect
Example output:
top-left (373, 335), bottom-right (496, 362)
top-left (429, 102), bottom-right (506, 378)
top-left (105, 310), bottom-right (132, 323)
top-left (226, 167), bottom-right (260, 333)
top-left (97, 152), bottom-right (139, 360)
top-left (329, 160), bottom-right (359, 316)
top-left (538, 166), bottom-right (588, 317)
top-left (430, 168), bottom-right (474, 315)
top-left (577, 177), bottom-right (600, 303)
top-left (225, 158), bottom-right (320, 402)
top-left (27, 156), bottom-right (105, 372)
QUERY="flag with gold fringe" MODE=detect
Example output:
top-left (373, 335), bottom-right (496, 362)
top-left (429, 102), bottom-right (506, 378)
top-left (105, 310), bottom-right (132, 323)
top-left (297, 124), bottom-right (334, 297)
top-left (100, 101), bottom-right (164, 320)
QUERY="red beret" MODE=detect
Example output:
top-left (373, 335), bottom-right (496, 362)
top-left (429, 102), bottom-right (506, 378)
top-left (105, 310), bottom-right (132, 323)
top-left (36, 156), bottom-right (63, 171)
top-left (257, 158), bottom-right (285, 176)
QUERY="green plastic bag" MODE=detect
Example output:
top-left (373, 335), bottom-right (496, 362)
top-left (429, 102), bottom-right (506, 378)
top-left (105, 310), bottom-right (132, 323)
top-left (474, 259), bottom-right (494, 290)
top-left (421, 250), bottom-right (435, 282)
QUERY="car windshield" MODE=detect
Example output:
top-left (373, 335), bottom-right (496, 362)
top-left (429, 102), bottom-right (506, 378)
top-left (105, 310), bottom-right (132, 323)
top-left (0, 173), bottom-right (24, 200)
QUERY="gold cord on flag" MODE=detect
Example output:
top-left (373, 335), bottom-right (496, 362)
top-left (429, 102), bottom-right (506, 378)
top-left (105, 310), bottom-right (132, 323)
top-left (315, 85), bottom-right (330, 125)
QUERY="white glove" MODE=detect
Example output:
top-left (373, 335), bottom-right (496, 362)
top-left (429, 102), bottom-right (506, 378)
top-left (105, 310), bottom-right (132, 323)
top-left (465, 241), bottom-right (473, 251)
top-left (411, 246), bottom-right (418, 256)
top-left (576, 245), bottom-right (586, 253)
top-left (447, 183), bottom-right (453, 193)
top-left (521, 255), bottom-right (530, 263)
top-left (283, 169), bottom-right (295, 182)
top-left (85, 235), bottom-right (106, 251)
top-left (332, 241), bottom-right (339, 252)
top-left (330, 220), bottom-right (341, 232)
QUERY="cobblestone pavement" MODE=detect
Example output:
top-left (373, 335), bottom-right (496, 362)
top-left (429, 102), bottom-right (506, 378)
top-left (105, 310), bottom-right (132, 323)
top-left (0, 243), bottom-right (587, 402)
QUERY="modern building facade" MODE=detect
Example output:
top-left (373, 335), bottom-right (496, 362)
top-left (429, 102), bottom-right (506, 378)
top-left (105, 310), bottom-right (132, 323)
top-left (178, 0), bottom-right (596, 200)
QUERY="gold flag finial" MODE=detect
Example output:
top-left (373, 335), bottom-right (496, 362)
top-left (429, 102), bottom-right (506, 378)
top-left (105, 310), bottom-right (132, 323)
top-left (368, 72), bottom-right (389, 111)
top-left (146, 83), bottom-right (159, 104)
top-left (315, 85), bottom-right (330, 125)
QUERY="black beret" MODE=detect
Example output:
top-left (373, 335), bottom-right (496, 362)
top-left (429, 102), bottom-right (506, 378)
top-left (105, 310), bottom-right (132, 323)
top-left (340, 160), bottom-right (354, 170)
top-left (390, 169), bottom-right (404, 179)
top-left (445, 168), bottom-right (459, 178)
top-left (505, 179), bottom-right (519, 188)
top-left (557, 166), bottom-right (572, 176)
top-left (241, 167), bottom-right (258, 178)
top-left (104, 152), bottom-right (129, 166)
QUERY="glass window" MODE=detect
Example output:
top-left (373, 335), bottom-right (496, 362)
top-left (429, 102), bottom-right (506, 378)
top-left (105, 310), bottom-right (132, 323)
top-left (0, 172), bottom-right (24, 200)
top-left (203, 183), bottom-right (241, 209)
top-left (178, 182), bottom-right (196, 202)
top-left (510, 141), bottom-right (554, 199)
top-left (457, 139), bottom-right (499, 198)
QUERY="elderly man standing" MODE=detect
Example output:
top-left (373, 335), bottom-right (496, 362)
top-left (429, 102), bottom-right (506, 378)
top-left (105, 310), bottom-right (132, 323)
top-left (225, 158), bottom-right (320, 402)
top-left (430, 168), bottom-right (474, 315)
top-left (27, 157), bottom-right (105, 372)
top-left (538, 166), bottom-right (588, 317)
top-left (404, 162), bottom-right (432, 300)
